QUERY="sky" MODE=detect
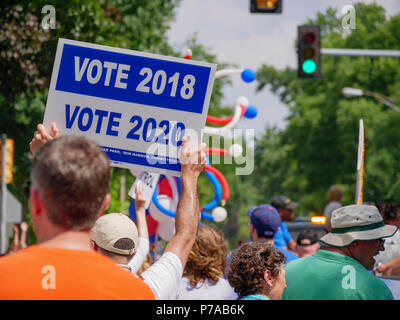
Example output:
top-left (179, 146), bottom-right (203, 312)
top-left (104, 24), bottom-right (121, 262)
top-left (167, 0), bottom-right (400, 137)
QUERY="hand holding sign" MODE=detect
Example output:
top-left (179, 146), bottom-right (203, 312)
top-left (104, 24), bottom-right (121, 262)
top-left (134, 182), bottom-right (146, 213)
top-left (129, 171), bottom-right (160, 209)
top-left (30, 122), bottom-right (59, 155)
top-left (132, 181), bottom-right (150, 242)
top-left (179, 136), bottom-right (207, 180)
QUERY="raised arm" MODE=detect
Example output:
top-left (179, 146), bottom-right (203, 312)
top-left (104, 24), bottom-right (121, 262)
top-left (135, 137), bottom-right (206, 299)
top-left (29, 122), bottom-right (59, 154)
top-left (128, 182), bottom-right (150, 274)
top-left (134, 182), bottom-right (149, 240)
top-left (164, 137), bottom-right (206, 268)
top-left (377, 255), bottom-right (400, 275)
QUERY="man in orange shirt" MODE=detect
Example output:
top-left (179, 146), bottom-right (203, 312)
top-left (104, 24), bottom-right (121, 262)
top-left (0, 131), bottom-right (205, 300)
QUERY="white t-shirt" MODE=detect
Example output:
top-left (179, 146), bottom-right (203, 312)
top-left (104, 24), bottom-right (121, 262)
top-left (126, 237), bottom-right (182, 300)
top-left (141, 251), bottom-right (183, 300)
top-left (128, 237), bottom-right (150, 274)
top-left (176, 276), bottom-right (238, 300)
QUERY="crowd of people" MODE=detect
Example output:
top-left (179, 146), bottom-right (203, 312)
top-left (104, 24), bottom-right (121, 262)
top-left (0, 123), bottom-right (399, 300)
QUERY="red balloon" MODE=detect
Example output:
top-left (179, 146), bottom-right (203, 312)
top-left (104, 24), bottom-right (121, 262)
top-left (205, 165), bottom-right (230, 202)
top-left (146, 214), bottom-right (158, 235)
top-left (158, 176), bottom-right (173, 198)
top-left (205, 148), bottom-right (227, 156)
top-left (206, 105), bottom-right (246, 125)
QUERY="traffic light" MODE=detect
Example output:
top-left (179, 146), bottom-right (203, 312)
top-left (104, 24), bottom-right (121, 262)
top-left (0, 138), bottom-right (14, 184)
top-left (250, 0), bottom-right (282, 13)
top-left (298, 25), bottom-right (321, 78)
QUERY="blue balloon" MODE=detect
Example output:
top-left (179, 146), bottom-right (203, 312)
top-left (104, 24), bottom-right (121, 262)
top-left (129, 200), bottom-right (137, 221)
top-left (149, 233), bottom-right (156, 244)
top-left (241, 69), bottom-right (256, 83)
top-left (151, 154), bottom-right (222, 223)
top-left (152, 186), bottom-right (177, 218)
top-left (244, 105), bottom-right (258, 119)
top-left (203, 170), bottom-right (222, 211)
top-left (201, 211), bottom-right (214, 221)
top-left (200, 154), bottom-right (222, 211)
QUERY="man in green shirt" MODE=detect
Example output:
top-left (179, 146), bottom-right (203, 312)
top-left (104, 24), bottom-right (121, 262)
top-left (283, 204), bottom-right (397, 300)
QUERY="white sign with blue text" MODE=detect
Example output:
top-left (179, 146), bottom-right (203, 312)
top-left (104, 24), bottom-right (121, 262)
top-left (43, 38), bottom-right (216, 176)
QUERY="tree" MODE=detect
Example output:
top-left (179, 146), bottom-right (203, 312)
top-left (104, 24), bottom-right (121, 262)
top-left (255, 2), bottom-right (400, 215)
top-left (1, 0), bottom-right (181, 201)
top-left (1, 1), bottom-right (243, 246)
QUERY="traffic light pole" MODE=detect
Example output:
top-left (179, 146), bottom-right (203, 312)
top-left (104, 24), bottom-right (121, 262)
top-left (321, 48), bottom-right (400, 58)
top-left (0, 134), bottom-right (7, 254)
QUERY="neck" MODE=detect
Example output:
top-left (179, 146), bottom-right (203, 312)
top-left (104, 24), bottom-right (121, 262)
top-left (39, 229), bottom-right (94, 252)
top-left (112, 255), bottom-right (131, 265)
top-left (254, 237), bottom-right (274, 245)
top-left (325, 245), bottom-right (356, 260)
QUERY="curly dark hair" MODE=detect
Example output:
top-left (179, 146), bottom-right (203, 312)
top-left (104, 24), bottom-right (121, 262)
top-left (227, 242), bottom-right (286, 299)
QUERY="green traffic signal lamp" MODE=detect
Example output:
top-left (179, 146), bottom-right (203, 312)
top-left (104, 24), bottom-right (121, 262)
top-left (301, 59), bottom-right (317, 74)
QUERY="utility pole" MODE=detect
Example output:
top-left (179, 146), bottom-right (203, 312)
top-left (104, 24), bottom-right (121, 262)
top-left (1, 134), bottom-right (7, 254)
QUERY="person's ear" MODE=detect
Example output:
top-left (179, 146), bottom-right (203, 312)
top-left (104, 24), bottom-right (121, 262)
top-left (263, 269), bottom-right (273, 289)
top-left (29, 187), bottom-right (43, 218)
top-left (249, 224), bottom-right (257, 241)
top-left (98, 193), bottom-right (111, 218)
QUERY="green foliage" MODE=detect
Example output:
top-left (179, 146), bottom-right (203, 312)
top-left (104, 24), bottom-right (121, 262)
top-left (2, 0), bottom-right (246, 247)
top-left (255, 2), bottom-right (400, 215)
top-left (1, 0), bottom-right (182, 205)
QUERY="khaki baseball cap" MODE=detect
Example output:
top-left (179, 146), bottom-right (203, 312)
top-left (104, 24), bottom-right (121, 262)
top-left (320, 204), bottom-right (398, 247)
top-left (91, 213), bottom-right (138, 255)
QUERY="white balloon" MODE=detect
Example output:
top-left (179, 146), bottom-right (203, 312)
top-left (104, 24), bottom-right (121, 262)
top-left (149, 195), bottom-right (174, 224)
top-left (212, 207), bottom-right (227, 222)
top-left (157, 217), bottom-right (176, 241)
top-left (236, 96), bottom-right (249, 107)
top-left (229, 144), bottom-right (243, 157)
top-left (204, 104), bottom-right (242, 136)
top-left (215, 68), bottom-right (243, 79)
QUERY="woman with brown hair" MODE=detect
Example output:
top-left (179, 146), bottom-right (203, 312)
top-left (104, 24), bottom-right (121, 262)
top-left (176, 224), bottom-right (237, 300)
top-left (227, 242), bottom-right (287, 300)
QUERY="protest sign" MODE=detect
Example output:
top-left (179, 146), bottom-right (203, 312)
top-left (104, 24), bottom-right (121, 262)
top-left (43, 38), bottom-right (216, 176)
top-left (128, 171), bottom-right (160, 209)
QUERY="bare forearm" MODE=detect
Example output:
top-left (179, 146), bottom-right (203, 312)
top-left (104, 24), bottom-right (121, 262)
top-left (387, 255), bottom-right (400, 269)
top-left (134, 181), bottom-right (148, 239)
top-left (164, 175), bottom-right (200, 267)
top-left (176, 176), bottom-right (200, 236)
